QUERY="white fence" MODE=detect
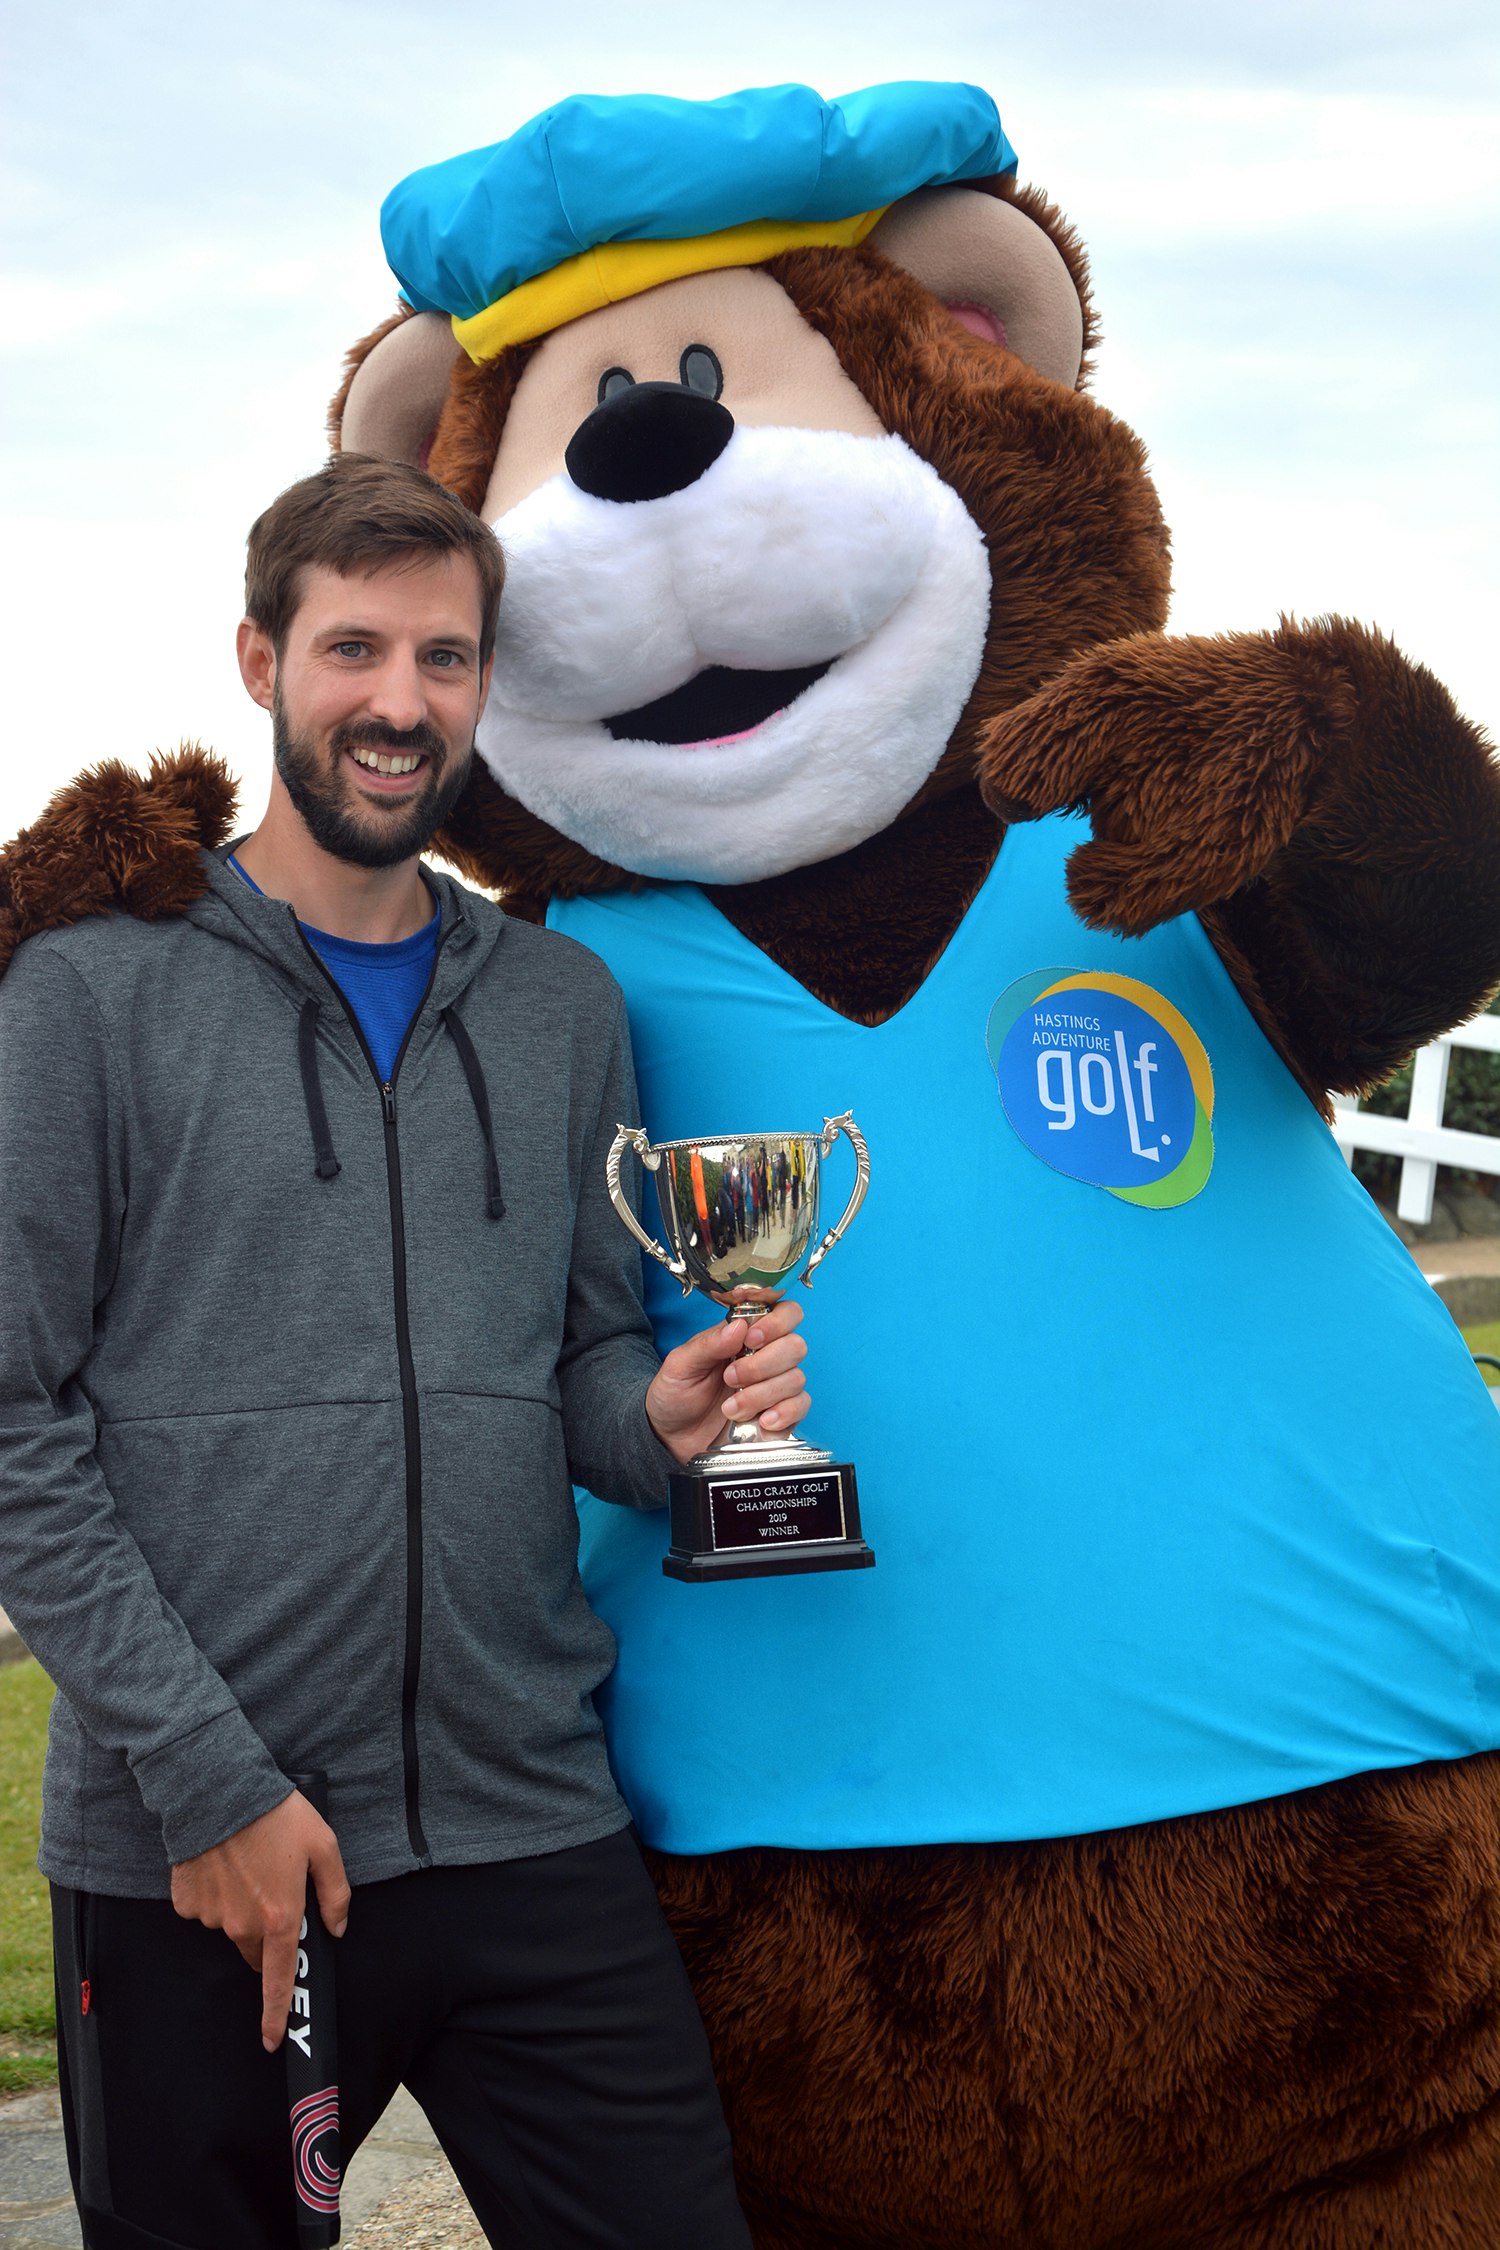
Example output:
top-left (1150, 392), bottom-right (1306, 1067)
top-left (1332, 1011), bottom-right (1500, 1224)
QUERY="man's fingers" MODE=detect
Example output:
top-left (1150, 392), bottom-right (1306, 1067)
top-left (673, 1319), bottom-right (750, 1374)
top-left (723, 1366), bottom-right (808, 1407)
top-left (311, 1833), bottom-right (352, 1940)
top-left (669, 1299), bottom-right (799, 1378)
top-left (259, 1915), bottom-right (301, 2053)
top-left (725, 1333), bottom-right (806, 1386)
top-left (737, 1302), bottom-right (802, 1348)
top-left (720, 1310), bottom-right (810, 1427)
top-left (754, 1388), bottom-right (811, 1432)
top-left (722, 1369), bottom-right (810, 1424)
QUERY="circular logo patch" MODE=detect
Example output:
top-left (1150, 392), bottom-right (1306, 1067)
top-left (985, 969), bottom-right (1215, 1207)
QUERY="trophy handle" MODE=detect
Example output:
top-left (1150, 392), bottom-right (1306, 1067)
top-left (606, 1124), bottom-right (692, 1294)
top-left (800, 1111), bottom-right (870, 1286)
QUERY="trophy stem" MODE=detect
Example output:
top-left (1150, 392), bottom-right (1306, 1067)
top-left (701, 1301), bottom-right (830, 1463)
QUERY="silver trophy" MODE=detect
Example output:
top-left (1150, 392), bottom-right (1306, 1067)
top-left (606, 1115), bottom-right (875, 1581)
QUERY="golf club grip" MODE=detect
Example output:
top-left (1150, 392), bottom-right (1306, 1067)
top-left (286, 1772), bottom-right (341, 2246)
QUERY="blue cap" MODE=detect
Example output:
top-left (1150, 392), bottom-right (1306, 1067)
top-left (382, 81), bottom-right (1017, 325)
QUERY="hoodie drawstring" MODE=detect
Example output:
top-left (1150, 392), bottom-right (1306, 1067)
top-left (298, 1000), bottom-right (342, 1182)
top-left (296, 997), bottom-right (504, 1222)
top-left (442, 1006), bottom-right (506, 1221)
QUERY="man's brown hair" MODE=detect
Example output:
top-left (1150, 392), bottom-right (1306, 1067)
top-left (244, 452), bottom-right (504, 662)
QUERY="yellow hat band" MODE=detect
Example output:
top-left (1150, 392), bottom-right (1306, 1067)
top-left (452, 207), bottom-right (887, 361)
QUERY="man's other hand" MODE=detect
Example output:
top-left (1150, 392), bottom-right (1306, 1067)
top-left (170, 1790), bottom-right (351, 2051)
top-left (646, 1300), bottom-right (809, 1466)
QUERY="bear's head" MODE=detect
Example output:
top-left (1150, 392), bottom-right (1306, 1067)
top-left (332, 83), bottom-right (1170, 961)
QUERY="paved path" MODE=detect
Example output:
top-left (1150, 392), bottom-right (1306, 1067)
top-left (347, 2154), bottom-right (484, 2247)
top-left (1412, 1235), bottom-right (1500, 1331)
top-left (1413, 1235), bottom-right (1500, 1281)
top-left (0, 2084), bottom-right (470, 2248)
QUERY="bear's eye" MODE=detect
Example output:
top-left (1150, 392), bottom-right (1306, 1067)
top-left (679, 345), bottom-right (723, 400)
top-left (598, 366), bottom-right (635, 405)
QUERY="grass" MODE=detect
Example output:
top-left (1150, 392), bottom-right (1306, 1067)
top-left (0, 1657), bottom-right (55, 2093)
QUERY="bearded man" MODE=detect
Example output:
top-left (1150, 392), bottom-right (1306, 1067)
top-left (0, 453), bottom-right (811, 2249)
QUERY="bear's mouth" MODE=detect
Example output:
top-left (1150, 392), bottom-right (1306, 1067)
top-left (602, 661), bottom-right (834, 747)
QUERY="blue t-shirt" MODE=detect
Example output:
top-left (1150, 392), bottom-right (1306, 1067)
top-left (227, 854), bottom-right (439, 1083)
top-left (551, 811), bottom-right (1500, 1852)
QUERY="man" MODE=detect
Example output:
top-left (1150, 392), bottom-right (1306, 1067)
top-left (0, 454), bottom-right (809, 2248)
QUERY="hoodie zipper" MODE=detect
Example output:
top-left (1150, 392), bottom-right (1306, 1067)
top-left (296, 916), bottom-right (448, 1866)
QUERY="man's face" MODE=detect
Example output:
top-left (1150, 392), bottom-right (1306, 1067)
top-left (263, 554), bottom-right (491, 869)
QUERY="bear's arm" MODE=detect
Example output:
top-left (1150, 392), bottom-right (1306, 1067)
top-left (978, 617), bottom-right (1500, 1104)
top-left (0, 751), bottom-right (561, 971)
top-left (0, 749), bottom-right (235, 978)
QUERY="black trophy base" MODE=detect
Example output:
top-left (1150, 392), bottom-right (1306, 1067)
top-left (663, 1539), bottom-right (875, 1583)
top-left (663, 1456), bottom-right (875, 1583)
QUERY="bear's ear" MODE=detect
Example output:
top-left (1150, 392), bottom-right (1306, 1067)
top-left (330, 308), bottom-right (463, 465)
top-left (868, 186), bottom-right (1086, 389)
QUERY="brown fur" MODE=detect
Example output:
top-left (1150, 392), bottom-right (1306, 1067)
top-left (653, 1755), bottom-right (1500, 2249)
top-left (434, 751), bottom-right (628, 921)
top-left (977, 618), bottom-right (1500, 1097)
top-left (0, 748), bottom-right (235, 979)
top-left (706, 780), bottom-right (1002, 1024)
top-left (769, 244), bottom-right (1172, 796)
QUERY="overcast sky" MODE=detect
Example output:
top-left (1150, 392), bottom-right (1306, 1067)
top-left (3, 1), bottom-right (1496, 845)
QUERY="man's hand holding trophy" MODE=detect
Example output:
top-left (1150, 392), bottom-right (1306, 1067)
top-left (608, 1115), bottom-right (876, 1582)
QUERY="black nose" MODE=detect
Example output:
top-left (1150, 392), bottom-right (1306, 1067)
top-left (565, 382), bottom-right (735, 504)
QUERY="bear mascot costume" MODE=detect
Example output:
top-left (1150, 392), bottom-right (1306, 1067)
top-left (7, 80), bottom-right (1500, 2250)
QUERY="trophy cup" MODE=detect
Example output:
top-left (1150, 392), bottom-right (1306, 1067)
top-left (606, 1114), bottom-right (876, 1582)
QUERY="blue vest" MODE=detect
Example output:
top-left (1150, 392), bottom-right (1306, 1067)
top-left (550, 814), bottom-right (1500, 1850)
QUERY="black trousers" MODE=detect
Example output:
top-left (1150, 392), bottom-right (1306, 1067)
top-left (52, 1827), bottom-right (751, 2250)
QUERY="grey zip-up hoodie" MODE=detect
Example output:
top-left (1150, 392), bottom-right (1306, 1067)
top-left (0, 850), bottom-right (674, 1896)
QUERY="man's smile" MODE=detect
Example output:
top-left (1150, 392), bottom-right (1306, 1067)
top-left (344, 744), bottom-right (431, 793)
